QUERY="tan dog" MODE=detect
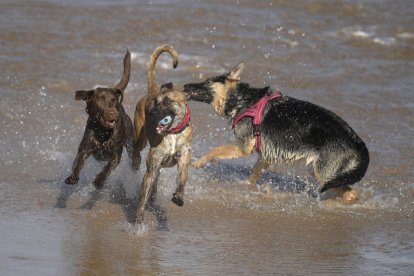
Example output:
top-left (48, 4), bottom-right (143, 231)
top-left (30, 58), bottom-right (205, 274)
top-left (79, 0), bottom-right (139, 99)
top-left (183, 62), bottom-right (369, 201)
top-left (133, 45), bottom-right (192, 225)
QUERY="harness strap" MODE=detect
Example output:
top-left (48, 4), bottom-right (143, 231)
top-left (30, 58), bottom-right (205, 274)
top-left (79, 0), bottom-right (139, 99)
top-left (168, 105), bottom-right (191, 134)
top-left (232, 91), bottom-right (282, 152)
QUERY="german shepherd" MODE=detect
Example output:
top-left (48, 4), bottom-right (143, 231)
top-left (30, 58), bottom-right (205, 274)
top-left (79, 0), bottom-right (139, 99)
top-left (183, 62), bottom-right (369, 200)
top-left (134, 45), bottom-right (192, 224)
top-left (65, 50), bottom-right (138, 189)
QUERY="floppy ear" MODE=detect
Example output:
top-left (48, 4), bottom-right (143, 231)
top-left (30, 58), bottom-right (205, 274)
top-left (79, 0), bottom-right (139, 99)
top-left (75, 90), bottom-right (93, 101)
top-left (160, 82), bottom-right (174, 92)
top-left (114, 88), bottom-right (124, 103)
top-left (228, 62), bottom-right (245, 81)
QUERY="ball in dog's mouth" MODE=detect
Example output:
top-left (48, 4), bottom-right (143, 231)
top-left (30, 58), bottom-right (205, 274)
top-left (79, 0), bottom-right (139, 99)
top-left (156, 114), bottom-right (174, 134)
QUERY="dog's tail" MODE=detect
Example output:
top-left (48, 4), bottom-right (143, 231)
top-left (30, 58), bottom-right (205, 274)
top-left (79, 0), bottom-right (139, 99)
top-left (320, 141), bottom-right (370, 193)
top-left (147, 45), bottom-right (178, 95)
top-left (115, 49), bottom-right (131, 103)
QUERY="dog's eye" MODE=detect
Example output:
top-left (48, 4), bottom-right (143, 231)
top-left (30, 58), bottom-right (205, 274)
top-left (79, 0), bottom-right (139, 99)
top-left (97, 95), bottom-right (105, 102)
top-left (159, 115), bottom-right (172, 126)
top-left (163, 97), bottom-right (171, 105)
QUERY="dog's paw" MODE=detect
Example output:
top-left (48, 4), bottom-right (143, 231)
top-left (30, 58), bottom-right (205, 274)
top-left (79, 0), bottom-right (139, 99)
top-left (93, 181), bottom-right (104, 190)
top-left (65, 175), bottom-right (79, 185)
top-left (93, 175), bottom-right (105, 190)
top-left (246, 177), bottom-right (257, 186)
top-left (135, 218), bottom-right (143, 225)
top-left (192, 159), bottom-right (206, 169)
top-left (342, 189), bottom-right (359, 201)
top-left (171, 193), bottom-right (184, 207)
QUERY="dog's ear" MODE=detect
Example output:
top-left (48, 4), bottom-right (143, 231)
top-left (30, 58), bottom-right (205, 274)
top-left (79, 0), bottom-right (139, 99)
top-left (228, 62), bottom-right (245, 81)
top-left (114, 88), bottom-right (124, 103)
top-left (160, 82), bottom-right (173, 92)
top-left (75, 90), bottom-right (94, 101)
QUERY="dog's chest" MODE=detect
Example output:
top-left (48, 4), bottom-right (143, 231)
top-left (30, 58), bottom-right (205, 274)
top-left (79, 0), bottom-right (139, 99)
top-left (162, 134), bottom-right (181, 156)
top-left (158, 133), bottom-right (189, 166)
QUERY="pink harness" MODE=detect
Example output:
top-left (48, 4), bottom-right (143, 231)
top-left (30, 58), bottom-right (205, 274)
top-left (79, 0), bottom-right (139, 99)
top-left (231, 92), bottom-right (282, 153)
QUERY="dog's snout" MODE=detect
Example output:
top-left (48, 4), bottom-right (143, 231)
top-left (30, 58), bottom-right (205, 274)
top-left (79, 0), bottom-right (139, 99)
top-left (108, 110), bottom-right (118, 119)
top-left (183, 83), bottom-right (198, 97)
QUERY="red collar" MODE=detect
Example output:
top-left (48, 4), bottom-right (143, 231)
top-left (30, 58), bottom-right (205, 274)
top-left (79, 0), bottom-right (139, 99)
top-left (168, 105), bottom-right (191, 134)
top-left (232, 91), bottom-right (282, 152)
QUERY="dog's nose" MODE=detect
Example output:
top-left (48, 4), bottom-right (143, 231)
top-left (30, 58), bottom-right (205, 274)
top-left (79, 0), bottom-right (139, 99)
top-left (109, 111), bottom-right (118, 119)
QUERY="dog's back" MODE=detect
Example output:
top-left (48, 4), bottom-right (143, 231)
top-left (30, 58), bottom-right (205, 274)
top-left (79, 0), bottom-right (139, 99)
top-left (260, 96), bottom-right (369, 191)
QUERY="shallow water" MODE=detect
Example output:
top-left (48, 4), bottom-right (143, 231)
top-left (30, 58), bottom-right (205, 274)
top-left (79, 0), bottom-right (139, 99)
top-left (1, 0), bottom-right (413, 275)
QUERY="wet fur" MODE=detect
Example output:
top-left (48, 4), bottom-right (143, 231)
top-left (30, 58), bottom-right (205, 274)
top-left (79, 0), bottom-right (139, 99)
top-left (183, 62), bottom-right (369, 199)
top-left (65, 50), bottom-right (138, 189)
top-left (133, 45), bottom-right (192, 224)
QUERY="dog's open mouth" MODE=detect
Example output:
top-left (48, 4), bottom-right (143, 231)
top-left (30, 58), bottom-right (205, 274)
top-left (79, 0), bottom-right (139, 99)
top-left (183, 85), bottom-right (212, 103)
top-left (156, 124), bottom-right (169, 134)
top-left (98, 117), bottom-right (116, 129)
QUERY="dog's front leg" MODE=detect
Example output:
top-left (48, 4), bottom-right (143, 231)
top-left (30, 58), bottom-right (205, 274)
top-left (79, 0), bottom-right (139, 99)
top-left (65, 148), bottom-right (92, 185)
top-left (248, 157), bottom-right (270, 185)
top-left (136, 150), bottom-right (161, 224)
top-left (193, 141), bottom-right (254, 168)
top-left (93, 153), bottom-right (121, 189)
top-left (172, 147), bottom-right (191, 206)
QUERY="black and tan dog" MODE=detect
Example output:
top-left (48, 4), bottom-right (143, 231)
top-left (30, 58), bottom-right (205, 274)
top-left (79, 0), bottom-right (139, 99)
top-left (183, 62), bottom-right (369, 200)
top-left (134, 45), bottom-right (191, 224)
top-left (65, 50), bottom-right (138, 189)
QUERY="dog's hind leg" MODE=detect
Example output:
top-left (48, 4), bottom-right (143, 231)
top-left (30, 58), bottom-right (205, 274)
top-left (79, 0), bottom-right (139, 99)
top-left (93, 153), bottom-right (122, 189)
top-left (193, 140), bottom-right (255, 169)
top-left (248, 157), bottom-right (269, 185)
top-left (123, 113), bottom-right (139, 171)
top-left (314, 148), bottom-right (366, 201)
top-left (172, 148), bottom-right (192, 207)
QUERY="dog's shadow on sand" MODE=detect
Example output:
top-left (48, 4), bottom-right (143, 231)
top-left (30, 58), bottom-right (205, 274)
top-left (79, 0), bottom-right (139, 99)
top-left (201, 162), bottom-right (317, 195)
top-left (107, 181), bottom-right (169, 231)
top-left (52, 178), bottom-right (169, 231)
top-left (53, 179), bottom-right (79, 209)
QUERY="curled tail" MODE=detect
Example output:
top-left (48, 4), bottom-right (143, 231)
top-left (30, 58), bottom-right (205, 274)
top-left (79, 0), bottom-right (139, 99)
top-left (320, 142), bottom-right (370, 193)
top-left (147, 45), bottom-right (178, 95)
top-left (115, 49), bottom-right (131, 103)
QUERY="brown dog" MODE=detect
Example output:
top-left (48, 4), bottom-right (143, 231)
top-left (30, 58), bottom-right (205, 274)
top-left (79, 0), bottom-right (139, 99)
top-left (65, 50), bottom-right (138, 189)
top-left (133, 45), bottom-right (192, 224)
